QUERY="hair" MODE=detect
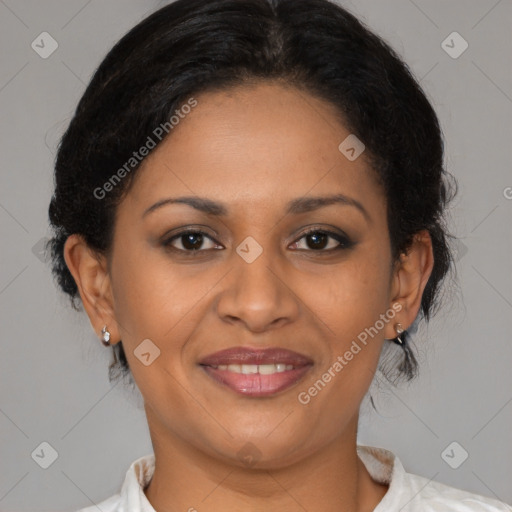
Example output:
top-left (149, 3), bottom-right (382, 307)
top-left (48, 0), bottom-right (458, 388)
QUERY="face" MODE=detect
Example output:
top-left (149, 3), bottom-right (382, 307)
top-left (72, 81), bottom-right (417, 468)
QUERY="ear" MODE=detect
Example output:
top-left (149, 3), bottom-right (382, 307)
top-left (386, 229), bottom-right (434, 339)
top-left (63, 234), bottom-right (120, 345)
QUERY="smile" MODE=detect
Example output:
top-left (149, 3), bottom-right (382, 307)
top-left (198, 346), bottom-right (314, 397)
top-left (209, 363), bottom-right (295, 374)
top-left (200, 363), bottom-right (312, 397)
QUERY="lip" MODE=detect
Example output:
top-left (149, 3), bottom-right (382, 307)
top-left (199, 346), bottom-right (314, 366)
top-left (199, 347), bottom-right (313, 397)
top-left (201, 365), bottom-right (312, 397)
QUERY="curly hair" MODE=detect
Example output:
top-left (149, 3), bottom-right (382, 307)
top-left (48, 0), bottom-right (458, 387)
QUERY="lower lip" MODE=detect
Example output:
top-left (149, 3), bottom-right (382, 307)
top-left (201, 365), bottom-right (312, 397)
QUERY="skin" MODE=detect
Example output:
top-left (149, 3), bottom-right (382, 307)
top-left (64, 80), bottom-right (434, 512)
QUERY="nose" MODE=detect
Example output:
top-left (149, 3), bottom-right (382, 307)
top-left (215, 246), bottom-right (300, 333)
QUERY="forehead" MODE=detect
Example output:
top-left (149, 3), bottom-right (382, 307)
top-left (123, 81), bottom-right (385, 219)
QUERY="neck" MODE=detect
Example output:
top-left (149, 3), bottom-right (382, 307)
top-left (143, 407), bottom-right (388, 512)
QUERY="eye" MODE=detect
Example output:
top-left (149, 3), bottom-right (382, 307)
top-left (163, 230), bottom-right (221, 253)
top-left (162, 227), bottom-right (354, 255)
top-left (289, 228), bottom-right (353, 252)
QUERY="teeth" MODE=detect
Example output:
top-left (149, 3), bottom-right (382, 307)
top-left (213, 363), bottom-right (295, 374)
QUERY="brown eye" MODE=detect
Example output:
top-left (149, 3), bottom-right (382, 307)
top-left (163, 230), bottom-right (220, 252)
top-left (290, 229), bottom-right (353, 252)
top-left (162, 227), bottom-right (354, 256)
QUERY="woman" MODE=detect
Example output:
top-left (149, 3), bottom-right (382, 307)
top-left (47, 0), bottom-right (511, 510)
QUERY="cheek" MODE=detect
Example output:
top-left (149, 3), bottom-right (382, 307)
top-left (109, 240), bottom-right (172, 347)
top-left (296, 256), bottom-right (390, 415)
top-left (303, 248), bottom-right (391, 328)
top-left (299, 250), bottom-right (392, 405)
top-left (110, 242), bottom-right (224, 361)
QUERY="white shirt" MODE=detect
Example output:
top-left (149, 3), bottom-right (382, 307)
top-left (76, 445), bottom-right (512, 511)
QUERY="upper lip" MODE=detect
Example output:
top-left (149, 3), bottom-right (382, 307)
top-left (199, 347), bottom-right (314, 367)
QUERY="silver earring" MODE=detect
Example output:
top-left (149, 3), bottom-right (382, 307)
top-left (394, 323), bottom-right (404, 345)
top-left (101, 325), bottom-right (111, 347)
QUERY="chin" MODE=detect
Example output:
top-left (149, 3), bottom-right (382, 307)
top-left (208, 431), bottom-right (317, 470)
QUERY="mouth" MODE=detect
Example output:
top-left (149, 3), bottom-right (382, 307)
top-left (199, 347), bottom-right (313, 397)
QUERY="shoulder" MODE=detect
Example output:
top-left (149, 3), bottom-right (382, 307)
top-left (404, 471), bottom-right (512, 511)
top-left (74, 492), bottom-right (122, 512)
top-left (356, 445), bottom-right (511, 512)
top-left (72, 453), bottom-right (156, 512)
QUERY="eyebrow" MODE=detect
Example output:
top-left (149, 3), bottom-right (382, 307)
top-left (142, 193), bottom-right (371, 223)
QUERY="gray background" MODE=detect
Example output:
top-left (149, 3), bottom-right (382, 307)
top-left (0, 0), bottom-right (511, 510)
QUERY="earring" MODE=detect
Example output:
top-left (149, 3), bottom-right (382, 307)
top-left (394, 323), bottom-right (404, 346)
top-left (101, 325), bottom-right (111, 347)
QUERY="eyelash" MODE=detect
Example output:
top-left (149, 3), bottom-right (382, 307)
top-left (162, 227), bottom-right (354, 255)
